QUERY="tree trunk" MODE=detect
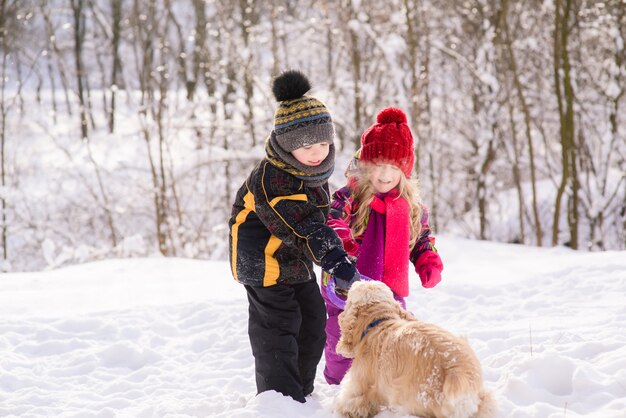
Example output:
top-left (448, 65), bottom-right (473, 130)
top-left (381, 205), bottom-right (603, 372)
top-left (71, 0), bottom-right (117, 247)
top-left (499, 0), bottom-right (542, 245)
top-left (239, 0), bottom-right (257, 147)
top-left (132, 0), bottom-right (169, 255)
top-left (191, 0), bottom-right (208, 100)
top-left (156, 69), bottom-right (177, 256)
top-left (71, 0), bottom-right (89, 140)
top-left (506, 99), bottom-right (526, 244)
top-left (0, 0), bottom-right (7, 260)
top-left (270, 0), bottom-right (280, 78)
top-left (553, 0), bottom-right (578, 248)
top-left (346, 0), bottom-right (362, 149)
top-left (109, 0), bottom-right (122, 133)
top-left (552, 0), bottom-right (568, 247)
top-left (403, 0), bottom-right (421, 173)
top-left (94, 41), bottom-right (108, 130)
top-left (562, 0), bottom-right (578, 249)
top-left (165, 0), bottom-right (191, 101)
top-left (477, 123), bottom-right (497, 240)
top-left (419, 3), bottom-right (437, 231)
top-left (45, 52), bottom-right (58, 125)
top-left (41, 0), bottom-right (73, 116)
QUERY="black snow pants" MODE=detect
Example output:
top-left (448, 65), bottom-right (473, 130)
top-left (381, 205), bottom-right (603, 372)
top-left (245, 280), bottom-right (327, 403)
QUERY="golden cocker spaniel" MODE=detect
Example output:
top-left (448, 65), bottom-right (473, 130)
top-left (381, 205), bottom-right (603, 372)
top-left (335, 281), bottom-right (497, 418)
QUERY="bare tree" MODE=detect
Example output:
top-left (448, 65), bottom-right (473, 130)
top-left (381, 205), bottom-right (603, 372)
top-left (164, 0), bottom-right (191, 100)
top-left (70, 0), bottom-right (90, 140)
top-left (69, 0), bottom-right (118, 248)
top-left (505, 97), bottom-right (526, 243)
top-left (110, 0), bottom-right (123, 132)
top-left (190, 0), bottom-right (209, 100)
top-left (552, 0), bottom-right (579, 248)
top-left (403, 0), bottom-right (423, 172)
top-left (573, 2), bottom-right (626, 250)
top-left (0, 0), bottom-right (36, 263)
top-left (450, 1), bottom-right (502, 240)
top-left (269, 1), bottom-right (280, 78)
top-left (221, 7), bottom-right (237, 212)
top-left (0, 0), bottom-right (12, 261)
top-left (497, 0), bottom-right (543, 245)
top-left (403, 0), bottom-right (440, 229)
top-left (40, 0), bottom-right (73, 116)
top-left (131, 0), bottom-right (172, 255)
top-left (341, 0), bottom-right (362, 149)
top-left (238, 0), bottom-right (258, 147)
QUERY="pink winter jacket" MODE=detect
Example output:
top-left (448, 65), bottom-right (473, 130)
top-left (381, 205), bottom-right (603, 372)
top-left (327, 185), bottom-right (443, 291)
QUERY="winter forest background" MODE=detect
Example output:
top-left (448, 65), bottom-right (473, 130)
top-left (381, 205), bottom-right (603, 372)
top-left (0, 0), bottom-right (624, 272)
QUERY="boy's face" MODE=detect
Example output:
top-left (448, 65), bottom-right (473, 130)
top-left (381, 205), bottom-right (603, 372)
top-left (369, 162), bottom-right (402, 193)
top-left (291, 142), bottom-right (331, 167)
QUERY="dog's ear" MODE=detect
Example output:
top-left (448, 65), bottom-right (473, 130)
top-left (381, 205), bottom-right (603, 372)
top-left (336, 308), bottom-right (356, 358)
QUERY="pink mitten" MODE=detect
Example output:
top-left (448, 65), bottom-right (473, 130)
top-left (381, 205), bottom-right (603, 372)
top-left (416, 251), bottom-right (443, 288)
top-left (419, 266), bottom-right (441, 288)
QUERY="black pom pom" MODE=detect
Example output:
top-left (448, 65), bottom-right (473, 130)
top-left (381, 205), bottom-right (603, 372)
top-left (272, 70), bottom-right (311, 102)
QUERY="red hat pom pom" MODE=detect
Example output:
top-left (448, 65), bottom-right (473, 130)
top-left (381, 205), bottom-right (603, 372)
top-left (376, 107), bottom-right (407, 124)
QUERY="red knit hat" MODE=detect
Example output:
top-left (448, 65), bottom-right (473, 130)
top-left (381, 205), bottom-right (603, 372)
top-left (360, 107), bottom-right (415, 177)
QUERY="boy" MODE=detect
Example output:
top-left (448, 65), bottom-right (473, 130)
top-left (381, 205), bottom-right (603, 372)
top-left (229, 70), bottom-right (359, 402)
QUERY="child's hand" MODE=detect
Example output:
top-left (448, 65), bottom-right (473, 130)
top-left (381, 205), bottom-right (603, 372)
top-left (335, 271), bottom-right (361, 295)
top-left (322, 247), bottom-right (363, 295)
top-left (419, 267), bottom-right (441, 288)
top-left (322, 248), bottom-right (356, 282)
top-left (415, 251), bottom-right (443, 288)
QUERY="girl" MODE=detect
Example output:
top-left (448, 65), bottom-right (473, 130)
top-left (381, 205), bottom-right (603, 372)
top-left (321, 107), bottom-right (443, 385)
top-left (229, 71), bottom-right (359, 402)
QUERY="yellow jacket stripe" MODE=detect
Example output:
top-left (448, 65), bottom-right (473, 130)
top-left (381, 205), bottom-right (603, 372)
top-left (230, 187), bottom-right (255, 282)
top-left (263, 236), bottom-right (282, 287)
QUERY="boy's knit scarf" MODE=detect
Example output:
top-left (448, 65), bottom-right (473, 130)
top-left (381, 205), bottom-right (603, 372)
top-left (265, 131), bottom-right (335, 187)
top-left (356, 190), bottom-right (410, 297)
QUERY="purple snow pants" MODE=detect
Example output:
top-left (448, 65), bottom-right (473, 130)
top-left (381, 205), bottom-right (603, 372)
top-left (322, 286), bottom-right (406, 385)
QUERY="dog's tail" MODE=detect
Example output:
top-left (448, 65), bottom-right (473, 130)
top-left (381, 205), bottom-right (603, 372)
top-left (473, 388), bottom-right (497, 418)
top-left (442, 367), bottom-right (478, 401)
top-left (443, 369), bottom-right (497, 418)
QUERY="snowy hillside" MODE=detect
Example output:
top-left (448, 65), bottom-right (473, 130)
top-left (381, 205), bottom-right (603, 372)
top-left (1, 237), bottom-right (625, 417)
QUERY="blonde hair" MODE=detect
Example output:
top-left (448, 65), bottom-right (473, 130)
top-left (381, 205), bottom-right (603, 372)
top-left (349, 163), bottom-right (424, 247)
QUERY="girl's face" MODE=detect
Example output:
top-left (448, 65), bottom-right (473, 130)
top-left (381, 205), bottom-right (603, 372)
top-left (291, 142), bottom-right (330, 166)
top-left (369, 162), bottom-right (403, 193)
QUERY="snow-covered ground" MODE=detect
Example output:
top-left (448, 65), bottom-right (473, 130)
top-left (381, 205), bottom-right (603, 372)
top-left (1, 236), bottom-right (625, 417)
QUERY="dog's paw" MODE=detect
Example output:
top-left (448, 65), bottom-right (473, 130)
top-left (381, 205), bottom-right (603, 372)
top-left (335, 394), bottom-right (379, 418)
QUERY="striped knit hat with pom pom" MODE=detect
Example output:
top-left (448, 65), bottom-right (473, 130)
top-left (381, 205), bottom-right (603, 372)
top-left (271, 70), bottom-right (334, 152)
top-left (360, 107), bottom-right (415, 177)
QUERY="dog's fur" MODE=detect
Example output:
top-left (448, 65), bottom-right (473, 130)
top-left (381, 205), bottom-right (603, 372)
top-left (335, 281), bottom-right (497, 418)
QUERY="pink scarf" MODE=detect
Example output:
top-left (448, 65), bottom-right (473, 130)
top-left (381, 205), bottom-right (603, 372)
top-left (356, 191), bottom-right (410, 297)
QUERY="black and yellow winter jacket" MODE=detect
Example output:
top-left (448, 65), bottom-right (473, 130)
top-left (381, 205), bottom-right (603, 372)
top-left (229, 159), bottom-right (353, 287)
